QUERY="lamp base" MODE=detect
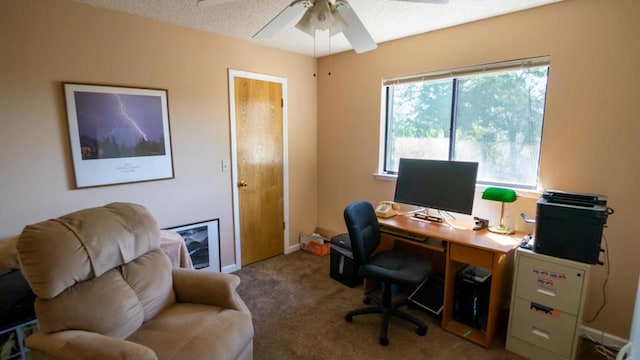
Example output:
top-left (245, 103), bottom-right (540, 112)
top-left (488, 225), bottom-right (515, 235)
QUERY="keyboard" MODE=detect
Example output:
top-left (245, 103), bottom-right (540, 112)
top-left (380, 227), bottom-right (428, 242)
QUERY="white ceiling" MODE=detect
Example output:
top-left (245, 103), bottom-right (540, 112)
top-left (71, 0), bottom-right (562, 57)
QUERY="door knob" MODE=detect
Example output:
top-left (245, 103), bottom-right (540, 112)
top-left (238, 180), bottom-right (248, 188)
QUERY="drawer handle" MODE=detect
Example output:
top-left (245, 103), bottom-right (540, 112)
top-left (531, 327), bottom-right (550, 339)
top-left (537, 288), bottom-right (556, 297)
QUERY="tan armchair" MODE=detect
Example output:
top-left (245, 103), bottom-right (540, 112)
top-left (17, 202), bottom-right (253, 360)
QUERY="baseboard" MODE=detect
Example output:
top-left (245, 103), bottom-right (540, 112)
top-left (581, 324), bottom-right (628, 349)
top-left (287, 244), bottom-right (300, 254)
top-left (222, 264), bottom-right (241, 273)
top-left (222, 246), bottom-right (301, 273)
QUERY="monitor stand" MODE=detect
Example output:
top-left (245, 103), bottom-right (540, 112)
top-left (413, 213), bottom-right (444, 223)
top-left (413, 210), bottom-right (469, 230)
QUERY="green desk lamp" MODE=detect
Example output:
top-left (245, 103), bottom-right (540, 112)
top-left (482, 187), bottom-right (517, 235)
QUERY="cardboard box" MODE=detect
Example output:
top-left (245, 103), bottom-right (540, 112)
top-left (303, 241), bottom-right (330, 256)
top-left (300, 232), bottom-right (330, 256)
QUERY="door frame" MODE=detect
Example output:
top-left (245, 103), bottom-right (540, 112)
top-left (228, 69), bottom-right (290, 271)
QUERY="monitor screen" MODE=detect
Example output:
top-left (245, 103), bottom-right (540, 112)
top-left (393, 158), bottom-right (479, 215)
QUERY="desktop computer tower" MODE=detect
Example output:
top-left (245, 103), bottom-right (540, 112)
top-left (454, 266), bottom-right (491, 331)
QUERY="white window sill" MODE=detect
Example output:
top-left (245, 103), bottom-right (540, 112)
top-left (373, 172), bottom-right (542, 200)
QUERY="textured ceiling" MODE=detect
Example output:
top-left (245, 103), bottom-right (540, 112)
top-left (71, 0), bottom-right (562, 57)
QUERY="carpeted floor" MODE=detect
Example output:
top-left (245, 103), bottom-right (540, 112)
top-left (235, 250), bottom-right (605, 360)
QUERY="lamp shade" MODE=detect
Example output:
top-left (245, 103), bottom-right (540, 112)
top-left (482, 187), bottom-right (517, 203)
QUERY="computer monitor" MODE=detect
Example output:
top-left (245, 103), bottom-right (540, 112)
top-left (393, 158), bottom-right (479, 215)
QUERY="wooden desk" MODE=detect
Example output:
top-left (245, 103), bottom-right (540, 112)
top-left (377, 214), bottom-right (524, 348)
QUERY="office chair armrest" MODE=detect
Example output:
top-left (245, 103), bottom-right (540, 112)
top-left (25, 330), bottom-right (157, 360)
top-left (172, 269), bottom-right (251, 315)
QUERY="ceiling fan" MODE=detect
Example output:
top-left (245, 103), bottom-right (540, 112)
top-left (197, 0), bottom-right (448, 54)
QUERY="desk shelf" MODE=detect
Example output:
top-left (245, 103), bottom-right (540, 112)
top-left (443, 320), bottom-right (489, 347)
top-left (378, 215), bottom-right (522, 349)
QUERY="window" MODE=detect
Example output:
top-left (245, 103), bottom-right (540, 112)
top-left (383, 57), bottom-right (549, 189)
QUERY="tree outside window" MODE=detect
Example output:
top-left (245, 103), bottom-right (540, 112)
top-left (384, 62), bottom-right (549, 189)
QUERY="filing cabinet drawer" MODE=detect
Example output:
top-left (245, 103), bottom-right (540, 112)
top-left (449, 243), bottom-right (493, 269)
top-left (515, 253), bottom-right (585, 315)
top-left (510, 297), bottom-right (577, 358)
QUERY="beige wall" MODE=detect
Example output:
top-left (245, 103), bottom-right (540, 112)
top-left (0, 0), bottom-right (318, 269)
top-left (317, 0), bottom-right (640, 338)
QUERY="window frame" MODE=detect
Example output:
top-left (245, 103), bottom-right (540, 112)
top-left (380, 57), bottom-right (550, 190)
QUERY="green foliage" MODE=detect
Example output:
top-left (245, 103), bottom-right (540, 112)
top-left (386, 66), bottom-right (548, 186)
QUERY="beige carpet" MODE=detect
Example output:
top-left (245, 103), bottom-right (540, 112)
top-left (235, 250), bottom-right (603, 360)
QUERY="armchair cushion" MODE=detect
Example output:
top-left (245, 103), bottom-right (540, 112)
top-left (26, 330), bottom-right (157, 360)
top-left (127, 303), bottom-right (253, 360)
top-left (17, 203), bottom-right (253, 360)
top-left (172, 269), bottom-right (249, 314)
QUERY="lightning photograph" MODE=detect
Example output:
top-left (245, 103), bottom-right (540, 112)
top-left (73, 91), bottom-right (167, 160)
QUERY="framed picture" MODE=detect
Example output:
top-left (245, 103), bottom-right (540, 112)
top-left (168, 219), bottom-right (220, 272)
top-left (19, 320), bottom-right (39, 346)
top-left (63, 83), bottom-right (174, 188)
top-left (0, 329), bottom-right (20, 359)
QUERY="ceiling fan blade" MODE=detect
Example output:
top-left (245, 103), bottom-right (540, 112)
top-left (253, 0), bottom-right (311, 39)
top-left (196, 0), bottom-right (240, 7)
top-left (335, 1), bottom-right (377, 54)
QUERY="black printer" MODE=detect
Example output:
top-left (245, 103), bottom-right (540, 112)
top-left (534, 190), bottom-right (612, 265)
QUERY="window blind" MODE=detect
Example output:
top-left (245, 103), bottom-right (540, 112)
top-left (382, 56), bottom-right (550, 86)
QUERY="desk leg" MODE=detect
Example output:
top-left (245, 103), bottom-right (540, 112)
top-left (484, 252), bottom-right (508, 346)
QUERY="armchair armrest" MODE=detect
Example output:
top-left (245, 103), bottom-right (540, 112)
top-left (172, 269), bottom-right (250, 315)
top-left (26, 330), bottom-right (157, 360)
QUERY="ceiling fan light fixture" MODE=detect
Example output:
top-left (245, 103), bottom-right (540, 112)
top-left (254, 0), bottom-right (383, 55)
top-left (295, 11), bottom-right (315, 36)
top-left (310, 0), bottom-right (333, 30)
top-left (295, 0), bottom-right (346, 36)
top-left (329, 11), bottom-right (348, 36)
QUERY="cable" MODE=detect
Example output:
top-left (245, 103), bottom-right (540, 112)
top-left (586, 234), bottom-right (610, 323)
top-left (438, 210), bottom-right (471, 230)
top-left (582, 330), bottom-right (618, 359)
top-left (582, 233), bottom-right (621, 359)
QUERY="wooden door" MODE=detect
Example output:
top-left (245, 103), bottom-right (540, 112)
top-left (234, 76), bottom-right (284, 265)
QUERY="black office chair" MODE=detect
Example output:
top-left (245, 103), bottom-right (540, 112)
top-left (343, 200), bottom-right (432, 346)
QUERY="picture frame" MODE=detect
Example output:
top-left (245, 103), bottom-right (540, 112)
top-left (167, 219), bottom-right (220, 272)
top-left (63, 83), bottom-right (174, 188)
top-left (0, 329), bottom-right (20, 359)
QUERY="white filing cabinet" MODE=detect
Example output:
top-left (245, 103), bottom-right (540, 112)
top-left (506, 248), bottom-right (590, 360)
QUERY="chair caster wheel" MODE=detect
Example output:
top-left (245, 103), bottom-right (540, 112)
top-left (345, 314), bottom-right (353, 322)
top-left (416, 327), bottom-right (427, 336)
top-left (379, 336), bottom-right (389, 346)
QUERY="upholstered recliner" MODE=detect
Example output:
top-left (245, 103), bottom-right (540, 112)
top-left (17, 202), bottom-right (253, 360)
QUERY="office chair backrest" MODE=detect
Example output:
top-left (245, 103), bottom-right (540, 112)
top-left (344, 201), bottom-right (381, 265)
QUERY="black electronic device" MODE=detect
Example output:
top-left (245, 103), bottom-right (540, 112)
top-left (454, 266), bottom-right (491, 331)
top-left (409, 275), bottom-right (444, 316)
top-left (413, 213), bottom-right (444, 223)
top-left (0, 269), bottom-right (36, 330)
top-left (329, 233), bottom-right (362, 288)
top-left (393, 158), bottom-right (479, 215)
top-left (473, 217), bottom-right (489, 231)
top-left (534, 190), bottom-right (613, 264)
top-left (520, 234), bottom-right (534, 249)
